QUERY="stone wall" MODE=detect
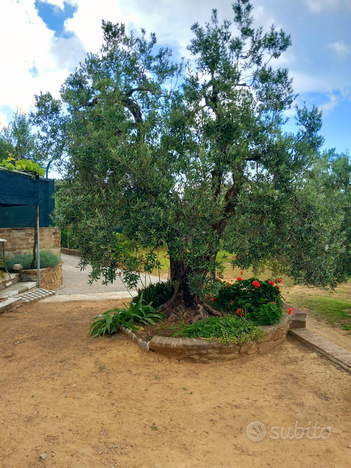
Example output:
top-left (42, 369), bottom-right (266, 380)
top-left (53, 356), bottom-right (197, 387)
top-left (61, 248), bottom-right (81, 256)
top-left (0, 227), bottom-right (61, 259)
top-left (20, 262), bottom-right (63, 290)
top-left (148, 314), bottom-right (292, 363)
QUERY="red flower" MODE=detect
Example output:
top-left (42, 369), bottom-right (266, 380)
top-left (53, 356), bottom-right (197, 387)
top-left (212, 297), bottom-right (216, 301)
top-left (226, 283), bottom-right (232, 288)
top-left (118, 271), bottom-right (122, 277)
top-left (206, 294), bottom-right (209, 299)
top-left (276, 278), bottom-right (282, 283)
top-left (276, 285), bottom-right (280, 289)
top-left (271, 302), bottom-right (275, 304)
top-left (237, 277), bottom-right (243, 281)
top-left (217, 278), bottom-right (222, 282)
top-left (252, 280), bottom-right (260, 289)
top-left (240, 271), bottom-right (244, 274)
top-left (230, 301), bottom-right (234, 304)
top-left (269, 280), bottom-right (275, 286)
top-left (236, 308), bottom-right (244, 316)
top-left (288, 308), bottom-right (293, 315)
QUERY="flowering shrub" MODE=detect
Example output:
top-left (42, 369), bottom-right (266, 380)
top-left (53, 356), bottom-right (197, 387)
top-left (208, 277), bottom-right (283, 322)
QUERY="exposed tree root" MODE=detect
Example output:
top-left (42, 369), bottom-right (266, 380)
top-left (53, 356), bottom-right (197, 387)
top-left (159, 297), bottom-right (222, 324)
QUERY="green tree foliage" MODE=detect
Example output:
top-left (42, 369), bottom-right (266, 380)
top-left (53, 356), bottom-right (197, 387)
top-left (34, 0), bottom-right (350, 317)
top-left (0, 110), bottom-right (44, 163)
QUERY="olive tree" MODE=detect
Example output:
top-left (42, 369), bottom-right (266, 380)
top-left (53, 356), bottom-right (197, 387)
top-left (35, 0), bottom-right (346, 319)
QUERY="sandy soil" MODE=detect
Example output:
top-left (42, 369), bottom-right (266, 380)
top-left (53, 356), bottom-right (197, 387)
top-left (0, 300), bottom-right (351, 468)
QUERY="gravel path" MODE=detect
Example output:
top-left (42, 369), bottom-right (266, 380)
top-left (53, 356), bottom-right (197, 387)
top-left (57, 254), bottom-right (162, 295)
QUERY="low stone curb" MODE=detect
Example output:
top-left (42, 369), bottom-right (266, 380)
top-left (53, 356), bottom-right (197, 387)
top-left (289, 328), bottom-right (351, 373)
top-left (0, 296), bottom-right (22, 314)
top-left (121, 314), bottom-right (292, 363)
top-left (148, 314), bottom-right (292, 363)
top-left (121, 326), bottom-right (150, 352)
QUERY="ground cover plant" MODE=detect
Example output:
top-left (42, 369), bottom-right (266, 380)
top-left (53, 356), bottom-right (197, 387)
top-left (178, 316), bottom-right (264, 345)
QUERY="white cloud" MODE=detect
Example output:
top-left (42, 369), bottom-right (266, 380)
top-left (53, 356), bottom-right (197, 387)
top-left (37, 0), bottom-right (72, 9)
top-left (328, 41), bottom-right (350, 56)
top-left (0, 111), bottom-right (9, 129)
top-left (0, 0), bottom-right (86, 122)
top-left (319, 94), bottom-right (339, 114)
top-left (304, 0), bottom-right (342, 13)
top-left (290, 70), bottom-right (334, 94)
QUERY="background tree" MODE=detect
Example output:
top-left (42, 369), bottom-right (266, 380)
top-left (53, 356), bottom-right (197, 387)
top-left (36, 0), bottom-right (348, 319)
top-left (0, 110), bottom-right (43, 163)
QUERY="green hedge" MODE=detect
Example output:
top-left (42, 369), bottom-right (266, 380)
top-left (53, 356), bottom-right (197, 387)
top-left (6, 251), bottom-right (60, 271)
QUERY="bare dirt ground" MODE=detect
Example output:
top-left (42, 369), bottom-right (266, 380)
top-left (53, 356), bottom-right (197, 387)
top-left (1, 300), bottom-right (351, 468)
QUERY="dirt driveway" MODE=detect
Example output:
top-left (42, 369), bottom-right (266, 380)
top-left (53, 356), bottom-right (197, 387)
top-left (0, 300), bottom-right (350, 467)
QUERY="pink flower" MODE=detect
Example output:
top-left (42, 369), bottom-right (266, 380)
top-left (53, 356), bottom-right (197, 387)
top-left (252, 280), bottom-right (260, 289)
top-left (288, 308), bottom-right (293, 315)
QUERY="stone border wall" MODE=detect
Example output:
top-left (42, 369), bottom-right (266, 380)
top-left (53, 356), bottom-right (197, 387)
top-left (149, 315), bottom-right (292, 363)
top-left (121, 314), bottom-right (294, 363)
top-left (20, 262), bottom-right (63, 290)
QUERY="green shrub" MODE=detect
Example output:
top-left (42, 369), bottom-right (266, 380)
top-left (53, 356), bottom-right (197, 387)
top-left (90, 293), bottom-right (165, 337)
top-left (178, 316), bottom-right (263, 346)
top-left (61, 228), bottom-right (80, 249)
top-left (210, 277), bottom-right (283, 316)
top-left (134, 280), bottom-right (175, 308)
top-left (250, 302), bottom-right (283, 326)
top-left (6, 251), bottom-right (60, 271)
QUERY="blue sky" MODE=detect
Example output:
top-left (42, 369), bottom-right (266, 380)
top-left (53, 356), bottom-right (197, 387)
top-left (0, 0), bottom-right (350, 155)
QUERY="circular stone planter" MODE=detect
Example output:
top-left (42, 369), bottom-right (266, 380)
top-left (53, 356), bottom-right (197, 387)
top-left (20, 262), bottom-right (63, 290)
top-left (139, 314), bottom-right (293, 363)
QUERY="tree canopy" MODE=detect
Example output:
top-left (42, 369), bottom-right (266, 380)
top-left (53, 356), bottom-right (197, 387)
top-left (0, 110), bottom-right (42, 163)
top-left (34, 0), bottom-right (350, 317)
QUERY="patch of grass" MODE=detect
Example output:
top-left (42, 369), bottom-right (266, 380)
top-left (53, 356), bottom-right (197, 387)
top-left (292, 295), bottom-right (351, 331)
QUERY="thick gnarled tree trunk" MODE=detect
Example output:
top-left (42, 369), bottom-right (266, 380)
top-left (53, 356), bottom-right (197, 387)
top-left (159, 255), bottom-right (221, 322)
